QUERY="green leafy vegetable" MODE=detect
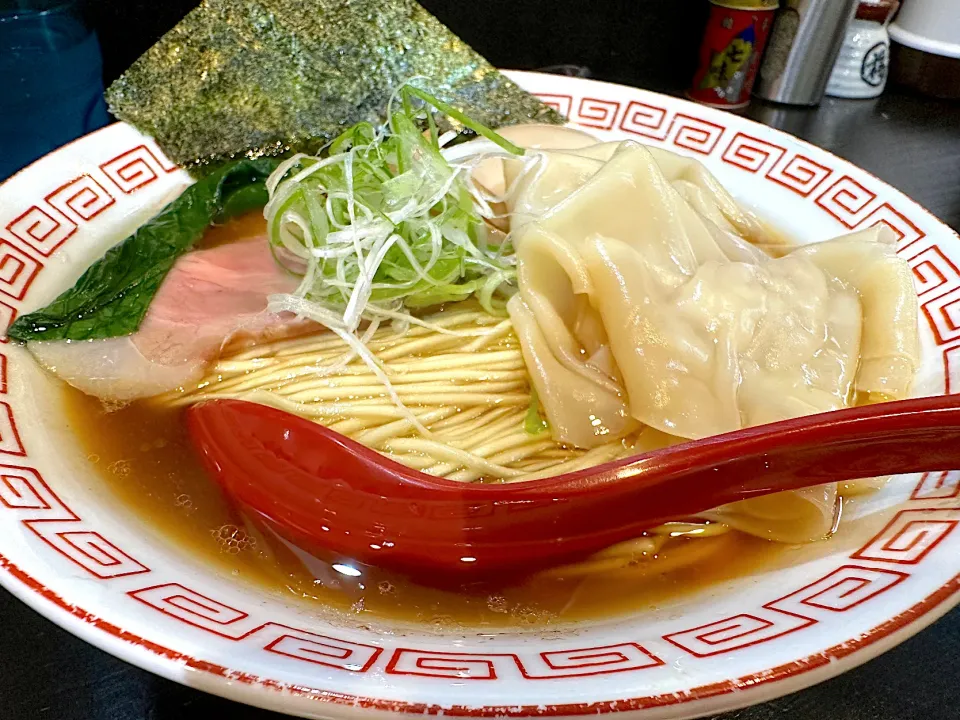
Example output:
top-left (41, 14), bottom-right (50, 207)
top-left (7, 158), bottom-right (280, 343)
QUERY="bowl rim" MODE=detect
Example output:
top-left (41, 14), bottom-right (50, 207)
top-left (1, 70), bottom-right (959, 718)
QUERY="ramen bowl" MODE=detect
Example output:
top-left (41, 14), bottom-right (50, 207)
top-left (0, 72), bottom-right (958, 719)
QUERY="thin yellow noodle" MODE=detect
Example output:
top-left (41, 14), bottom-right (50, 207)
top-left (162, 309), bottom-right (637, 484)
top-left (380, 438), bottom-right (526, 478)
top-left (463, 321), bottom-right (514, 351)
top-left (274, 381), bottom-right (525, 402)
top-left (386, 353), bottom-right (523, 373)
top-left (159, 305), bottom-right (770, 577)
top-left (450, 414), bottom-right (532, 449)
top-left (427, 431), bottom-right (550, 478)
top-left (437, 408), bottom-right (520, 439)
top-left (394, 406), bottom-right (495, 435)
top-left (445, 441), bottom-right (560, 482)
top-left (518, 442), bottom-right (634, 482)
top-left (541, 536), bottom-right (667, 579)
top-left (375, 452), bottom-right (438, 470)
top-left (326, 417), bottom-right (373, 435)
top-left (355, 407), bottom-right (463, 445)
top-left (464, 429), bottom-right (552, 456)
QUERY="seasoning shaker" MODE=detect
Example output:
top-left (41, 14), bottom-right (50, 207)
top-left (753, 0), bottom-right (860, 105)
top-left (826, 0), bottom-right (900, 99)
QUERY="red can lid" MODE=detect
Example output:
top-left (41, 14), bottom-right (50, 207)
top-left (856, 0), bottom-right (899, 23)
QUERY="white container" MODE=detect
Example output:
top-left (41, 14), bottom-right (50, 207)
top-left (826, 2), bottom-right (898, 98)
top-left (889, 0), bottom-right (960, 58)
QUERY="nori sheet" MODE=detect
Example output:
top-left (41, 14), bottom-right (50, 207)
top-left (105, 0), bottom-right (564, 172)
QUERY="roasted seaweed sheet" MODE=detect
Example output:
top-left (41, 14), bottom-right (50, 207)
top-left (106, 0), bottom-right (563, 171)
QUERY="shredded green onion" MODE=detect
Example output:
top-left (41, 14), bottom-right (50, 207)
top-left (524, 387), bottom-right (550, 435)
top-left (263, 85), bottom-right (522, 332)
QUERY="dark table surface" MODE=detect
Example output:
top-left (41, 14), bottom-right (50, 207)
top-left (2, 83), bottom-right (960, 720)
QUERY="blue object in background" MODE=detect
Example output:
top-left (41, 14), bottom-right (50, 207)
top-left (0, 0), bottom-right (110, 182)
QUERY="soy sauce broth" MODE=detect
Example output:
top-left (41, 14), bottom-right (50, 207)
top-left (60, 380), bottom-right (893, 630)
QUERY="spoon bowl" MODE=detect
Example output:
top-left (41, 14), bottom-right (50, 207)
top-left (187, 394), bottom-right (960, 576)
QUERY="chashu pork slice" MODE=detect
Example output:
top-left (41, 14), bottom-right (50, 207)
top-left (30, 237), bottom-right (309, 402)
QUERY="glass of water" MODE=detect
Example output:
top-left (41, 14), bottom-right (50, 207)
top-left (0, 0), bottom-right (110, 182)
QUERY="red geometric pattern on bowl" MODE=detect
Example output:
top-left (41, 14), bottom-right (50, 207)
top-left (0, 405), bottom-right (25, 456)
top-left (907, 245), bottom-right (960, 300)
top-left (663, 565), bottom-right (907, 657)
top-left (863, 203), bottom-right (926, 252)
top-left (0, 79), bottom-right (957, 717)
top-left (574, 97), bottom-right (621, 130)
top-left (6, 172), bottom-right (117, 258)
top-left (0, 241), bottom-right (42, 301)
top-left (0, 303), bottom-right (15, 344)
top-left (128, 583), bottom-right (382, 671)
top-left (100, 145), bottom-right (169, 194)
top-left (923, 287), bottom-right (960, 346)
top-left (912, 471), bottom-right (960, 501)
top-left (815, 176), bottom-right (880, 229)
top-left (720, 132), bottom-right (831, 196)
top-left (6, 204), bottom-right (77, 258)
top-left (617, 103), bottom-right (724, 154)
top-left (852, 508), bottom-right (960, 565)
top-left (671, 114), bottom-right (725, 155)
top-left (768, 154), bottom-right (832, 197)
top-left (619, 100), bottom-right (671, 141)
top-left (721, 132), bottom-right (786, 174)
top-left (46, 174), bottom-right (115, 224)
top-left (383, 643), bottom-right (664, 681)
top-left (0, 463), bottom-right (147, 578)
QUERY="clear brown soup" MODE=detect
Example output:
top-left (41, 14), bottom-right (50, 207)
top-left (58, 213), bottom-right (870, 629)
top-left (62, 384), bottom-right (840, 629)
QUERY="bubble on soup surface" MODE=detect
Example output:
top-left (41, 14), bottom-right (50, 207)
top-left (212, 525), bottom-right (256, 555)
top-left (512, 604), bottom-right (556, 625)
top-left (107, 459), bottom-right (131, 477)
top-left (486, 595), bottom-right (509, 613)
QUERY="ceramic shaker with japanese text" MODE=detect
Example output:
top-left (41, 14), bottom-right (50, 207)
top-left (826, 0), bottom-right (900, 98)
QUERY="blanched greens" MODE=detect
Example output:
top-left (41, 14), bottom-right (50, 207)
top-left (7, 158), bottom-right (280, 343)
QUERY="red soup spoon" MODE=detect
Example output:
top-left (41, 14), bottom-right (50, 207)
top-left (187, 395), bottom-right (960, 578)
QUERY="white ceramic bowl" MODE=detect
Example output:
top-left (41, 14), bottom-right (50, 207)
top-left (890, 0), bottom-right (960, 59)
top-left (0, 72), bottom-right (959, 719)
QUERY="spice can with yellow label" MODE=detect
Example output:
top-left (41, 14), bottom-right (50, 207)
top-left (687, 0), bottom-right (779, 109)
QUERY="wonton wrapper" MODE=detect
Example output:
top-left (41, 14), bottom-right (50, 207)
top-left (503, 140), bottom-right (920, 543)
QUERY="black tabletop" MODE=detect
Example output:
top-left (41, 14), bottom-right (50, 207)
top-left (2, 70), bottom-right (960, 720)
